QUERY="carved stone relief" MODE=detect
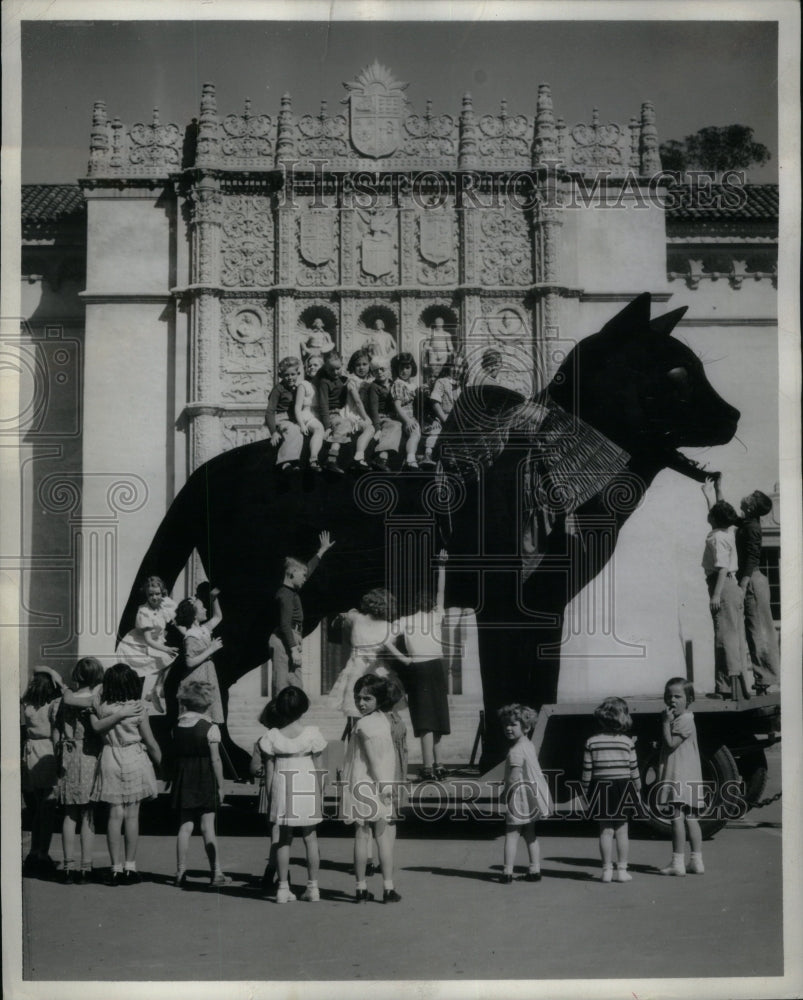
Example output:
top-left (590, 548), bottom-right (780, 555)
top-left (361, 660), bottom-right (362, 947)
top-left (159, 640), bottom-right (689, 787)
top-left (478, 207), bottom-right (532, 285)
top-left (220, 195), bottom-right (274, 287)
top-left (220, 301), bottom-right (272, 401)
top-left (355, 207), bottom-right (398, 285)
top-left (417, 209), bottom-right (457, 285)
top-left (296, 209), bottom-right (339, 286)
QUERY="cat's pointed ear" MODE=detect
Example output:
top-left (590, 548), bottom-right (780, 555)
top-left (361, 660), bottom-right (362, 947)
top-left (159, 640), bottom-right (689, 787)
top-left (598, 293), bottom-right (652, 342)
top-left (649, 306), bottom-right (688, 337)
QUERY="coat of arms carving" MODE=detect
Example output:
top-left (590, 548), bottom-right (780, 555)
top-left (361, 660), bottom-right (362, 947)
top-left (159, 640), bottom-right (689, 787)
top-left (343, 61), bottom-right (408, 159)
top-left (419, 212), bottom-right (453, 265)
top-left (300, 210), bottom-right (335, 266)
top-left (357, 208), bottom-right (396, 278)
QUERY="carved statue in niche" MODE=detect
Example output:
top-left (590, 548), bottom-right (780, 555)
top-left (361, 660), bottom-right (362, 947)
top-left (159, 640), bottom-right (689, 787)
top-left (421, 316), bottom-right (456, 386)
top-left (358, 208), bottom-right (395, 279)
top-left (299, 317), bottom-right (335, 360)
top-left (361, 318), bottom-right (397, 362)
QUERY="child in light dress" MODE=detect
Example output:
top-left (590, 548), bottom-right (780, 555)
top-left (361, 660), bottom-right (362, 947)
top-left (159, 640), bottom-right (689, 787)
top-left (90, 663), bottom-right (161, 885)
top-left (52, 657), bottom-right (105, 883)
top-left (656, 677), bottom-right (705, 876)
top-left (390, 351), bottom-right (421, 470)
top-left (171, 680), bottom-right (231, 888)
top-left (21, 667), bottom-right (64, 877)
top-left (498, 704), bottom-right (551, 884)
top-left (174, 590), bottom-right (225, 725)
top-left (341, 674), bottom-right (401, 903)
top-left (345, 349), bottom-right (376, 470)
top-left (258, 687), bottom-right (327, 903)
top-left (581, 697), bottom-right (642, 883)
top-left (115, 575), bottom-right (178, 713)
top-left (328, 587), bottom-right (398, 723)
top-left (295, 355), bottom-right (326, 471)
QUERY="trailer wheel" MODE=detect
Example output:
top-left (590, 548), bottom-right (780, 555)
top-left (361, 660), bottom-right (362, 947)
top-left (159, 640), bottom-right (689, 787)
top-left (738, 741), bottom-right (769, 806)
top-left (639, 744), bottom-right (741, 840)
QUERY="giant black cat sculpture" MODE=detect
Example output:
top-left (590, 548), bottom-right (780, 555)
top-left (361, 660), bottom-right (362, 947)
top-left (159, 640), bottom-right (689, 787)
top-left (119, 294), bottom-right (739, 766)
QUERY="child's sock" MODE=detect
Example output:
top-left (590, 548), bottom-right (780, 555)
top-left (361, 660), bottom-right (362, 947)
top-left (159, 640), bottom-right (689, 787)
top-left (688, 852), bottom-right (705, 874)
top-left (123, 861), bottom-right (137, 872)
top-left (356, 880), bottom-right (367, 891)
top-left (601, 864), bottom-right (613, 883)
top-left (64, 859), bottom-right (77, 871)
top-left (79, 861), bottom-right (92, 872)
top-left (503, 866), bottom-right (513, 875)
top-left (660, 853), bottom-right (686, 876)
top-left (615, 863), bottom-right (632, 883)
top-left (528, 864), bottom-right (540, 875)
top-left (111, 863), bottom-right (123, 873)
top-left (383, 879), bottom-right (395, 891)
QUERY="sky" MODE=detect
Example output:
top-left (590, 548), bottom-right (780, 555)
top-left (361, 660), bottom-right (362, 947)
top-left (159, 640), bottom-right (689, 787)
top-left (20, 18), bottom-right (779, 184)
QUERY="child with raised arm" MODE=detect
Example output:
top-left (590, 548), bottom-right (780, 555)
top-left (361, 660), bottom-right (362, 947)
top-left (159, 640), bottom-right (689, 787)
top-left (269, 531), bottom-right (336, 694)
top-left (581, 697), bottom-right (642, 883)
top-left (656, 677), bottom-right (705, 877)
top-left (90, 664), bottom-right (161, 884)
top-left (266, 356), bottom-right (305, 473)
top-left (174, 588), bottom-right (225, 724)
top-left (385, 550), bottom-right (451, 781)
top-left (115, 575), bottom-right (178, 712)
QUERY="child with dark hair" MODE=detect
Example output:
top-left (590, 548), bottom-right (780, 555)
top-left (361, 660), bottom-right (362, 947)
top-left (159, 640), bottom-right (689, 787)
top-left (366, 358), bottom-right (403, 472)
top-left (256, 686), bottom-right (327, 903)
top-left (89, 664), bottom-right (161, 884)
top-left (174, 588), bottom-right (225, 724)
top-left (250, 699), bottom-right (281, 893)
top-left (328, 587), bottom-right (399, 721)
top-left (341, 674), bottom-right (401, 903)
top-left (52, 657), bottom-right (106, 883)
top-left (115, 575), bottom-right (178, 712)
top-left (656, 678), bottom-right (705, 877)
top-left (707, 475), bottom-right (780, 692)
top-left (315, 350), bottom-right (372, 475)
top-left (421, 358), bottom-right (464, 468)
top-left (385, 550), bottom-right (451, 781)
top-left (391, 351), bottom-right (421, 469)
top-left (342, 348), bottom-right (376, 471)
top-left (701, 480), bottom-right (752, 698)
top-left (266, 356), bottom-right (305, 473)
top-left (269, 531), bottom-right (336, 695)
top-left (581, 696), bottom-right (642, 883)
top-left (171, 679), bottom-right (231, 888)
top-left (21, 667), bottom-right (65, 876)
top-left (498, 703), bottom-right (551, 884)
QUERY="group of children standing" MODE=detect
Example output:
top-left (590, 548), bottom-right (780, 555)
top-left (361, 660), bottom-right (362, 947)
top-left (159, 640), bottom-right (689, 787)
top-left (265, 346), bottom-right (465, 475)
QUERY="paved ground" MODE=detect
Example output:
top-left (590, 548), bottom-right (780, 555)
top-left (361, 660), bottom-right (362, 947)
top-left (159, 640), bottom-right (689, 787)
top-left (18, 750), bottom-right (783, 985)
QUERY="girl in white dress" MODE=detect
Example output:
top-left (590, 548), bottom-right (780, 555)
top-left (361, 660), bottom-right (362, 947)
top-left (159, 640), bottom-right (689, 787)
top-left (115, 576), bottom-right (178, 712)
top-left (341, 674), bottom-right (401, 903)
top-left (295, 355), bottom-right (326, 470)
top-left (328, 588), bottom-right (398, 722)
top-left (258, 687), bottom-right (327, 903)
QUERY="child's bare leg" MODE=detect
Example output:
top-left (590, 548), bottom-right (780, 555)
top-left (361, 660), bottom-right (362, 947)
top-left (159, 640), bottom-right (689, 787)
top-left (79, 805), bottom-right (95, 869)
top-left (354, 824), bottom-right (371, 882)
top-left (671, 811), bottom-right (686, 854)
top-left (598, 823), bottom-right (614, 880)
top-left (35, 792), bottom-right (56, 857)
top-left (613, 820), bottom-right (629, 866)
top-left (176, 811), bottom-right (195, 873)
top-left (686, 815), bottom-right (702, 854)
top-left (522, 822), bottom-right (540, 872)
top-left (354, 422), bottom-right (373, 461)
top-left (374, 818), bottom-right (396, 881)
top-left (405, 426), bottom-right (421, 461)
top-left (122, 802), bottom-right (140, 864)
top-left (199, 810), bottom-right (221, 874)
top-left (302, 826), bottom-right (320, 882)
top-left (420, 731), bottom-right (434, 770)
top-left (106, 803), bottom-right (124, 868)
top-left (62, 805), bottom-right (78, 869)
top-left (432, 733), bottom-right (442, 767)
top-left (503, 825), bottom-right (520, 873)
top-left (276, 825), bottom-right (293, 883)
top-left (308, 419), bottom-right (324, 462)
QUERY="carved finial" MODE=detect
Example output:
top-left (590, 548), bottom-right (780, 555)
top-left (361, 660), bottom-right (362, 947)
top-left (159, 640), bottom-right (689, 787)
top-left (500, 99), bottom-right (507, 119)
top-left (152, 108), bottom-right (160, 128)
top-left (640, 100), bottom-right (660, 176)
top-left (591, 107), bottom-right (600, 127)
top-left (426, 98), bottom-right (432, 118)
top-left (196, 82), bottom-right (220, 167)
top-left (459, 92), bottom-right (477, 168)
top-left (276, 91), bottom-right (297, 165)
top-left (244, 97), bottom-right (252, 118)
top-left (628, 115), bottom-right (640, 170)
top-left (533, 82), bottom-right (557, 167)
top-left (320, 99), bottom-right (328, 119)
top-left (88, 102), bottom-right (109, 174)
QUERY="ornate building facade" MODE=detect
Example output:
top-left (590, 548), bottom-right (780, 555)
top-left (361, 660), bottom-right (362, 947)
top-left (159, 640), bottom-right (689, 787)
top-left (18, 64), bottom-right (779, 710)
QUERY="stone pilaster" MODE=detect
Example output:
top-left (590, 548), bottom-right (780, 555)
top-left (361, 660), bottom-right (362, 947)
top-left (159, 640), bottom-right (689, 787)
top-left (196, 82), bottom-right (220, 167)
top-left (532, 83), bottom-right (557, 167)
top-left (640, 102), bottom-right (661, 177)
top-left (88, 101), bottom-right (109, 175)
top-left (458, 93), bottom-right (478, 170)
